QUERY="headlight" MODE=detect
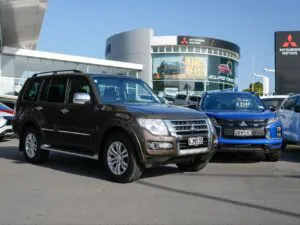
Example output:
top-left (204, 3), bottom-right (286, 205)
top-left (0, 117), bottom-right (7, 128)
top-left (268, 117), bottom-right (279, 124)
top-left (137, 119), bottom-right (169, 136)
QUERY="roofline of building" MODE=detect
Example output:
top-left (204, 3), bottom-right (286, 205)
top-left (2, 47), bottom-right (143, 70)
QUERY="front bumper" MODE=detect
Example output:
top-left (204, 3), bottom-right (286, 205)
top-left (139, 130), bottom-right (217, 164)
top-left (0, 125), bottom-right (14, 139)
top-left (217, 137), bottom-right (282, 152)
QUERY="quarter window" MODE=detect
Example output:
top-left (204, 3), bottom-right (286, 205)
top-left (23, 79), bottom-right (42, 101)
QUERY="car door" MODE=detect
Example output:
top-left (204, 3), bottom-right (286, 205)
top-left (56, 76), bottom-right (98, 151)
top-left (279, 96), bottom-right (298, 142)
top-left (38, 76), bottom-right (68, 146)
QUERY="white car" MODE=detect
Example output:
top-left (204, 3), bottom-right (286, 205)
top-left (260, 95), bottom-right (288, 110)
top-left (0, 102), bottom-right (14, 140)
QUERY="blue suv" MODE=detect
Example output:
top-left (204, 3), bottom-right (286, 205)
top-left (200, 91), bottom-right (283, 161)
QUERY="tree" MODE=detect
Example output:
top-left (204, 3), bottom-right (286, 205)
top-left (243, 82), bottom-right (263, 96)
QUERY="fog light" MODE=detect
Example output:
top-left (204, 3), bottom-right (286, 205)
top-left (277, 126), bottom-right (282, 138)
top-left (147, 142), bottom-right (173, 150)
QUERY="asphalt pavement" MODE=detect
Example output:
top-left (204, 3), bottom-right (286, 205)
top-left (0, 139), bottom-right (300, 225)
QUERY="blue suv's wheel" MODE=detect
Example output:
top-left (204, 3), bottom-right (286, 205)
top-left (265, 152), bottom-right (280, 162)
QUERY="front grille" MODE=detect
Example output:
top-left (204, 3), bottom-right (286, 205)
top-left (218, 119), bottom-right (268, 128)
top-left (168, 119), bottom-right (208, 135)
top-left (217, 119), bottom-right (267, 139)
top-left (179, 138), bottom-right (208, 150)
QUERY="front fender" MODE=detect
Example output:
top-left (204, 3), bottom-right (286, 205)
top-left (96, 118), bottom-right (144, 163)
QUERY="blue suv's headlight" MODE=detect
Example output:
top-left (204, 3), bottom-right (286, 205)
top-left (267, 117), bottom-right (279, 125)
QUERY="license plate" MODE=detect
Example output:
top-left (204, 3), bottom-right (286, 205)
top-left (188, 137), bottom-right (204, 146)
top-left (234, 130), bottom-right (253, 136)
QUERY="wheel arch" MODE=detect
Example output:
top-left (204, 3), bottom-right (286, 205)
top-left (98, 125), bottom-right (144, 164)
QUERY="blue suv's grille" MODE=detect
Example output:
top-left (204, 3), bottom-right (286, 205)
top-left (217, 119), bottom-right (268, 128)
top-left (217, 119), bottom-right (268, 139)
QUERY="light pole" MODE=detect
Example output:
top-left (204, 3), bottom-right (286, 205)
top-left (252, 73), bottom-right (270, 96)
top-left (251, 52), bottom-right (263, 91)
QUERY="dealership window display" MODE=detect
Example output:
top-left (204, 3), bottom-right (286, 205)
top-left (152, 53), bottom-right (238, 95)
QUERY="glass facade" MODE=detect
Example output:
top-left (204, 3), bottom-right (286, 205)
top-left (0, 53), bottom-right (139, 95)
top-left (152, 50), bottom-right (239, 97)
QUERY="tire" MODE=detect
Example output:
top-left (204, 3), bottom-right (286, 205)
top-left (281, 141), bottom-right (287, 151)
top-left (265, 152), bottom-right (280, 162)
top-left (21, 127), bottom-right (49, 164)
top-left (103, 132), bottom-right (143, 183)
top-left (176, 153), bottom-right (212, 172)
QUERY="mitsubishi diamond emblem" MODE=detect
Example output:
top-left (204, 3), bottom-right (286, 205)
top-left (240, 121), bottom-right (247, 127)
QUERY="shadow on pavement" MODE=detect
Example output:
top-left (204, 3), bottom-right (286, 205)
top-left (211, 152), bottom-right (264, 163)
top-left (0, 143), bottom-right (300, 181)
top-left (137, 180), bottom-right (300, 220)
top-left (280, 145), bottom-right (300, 163)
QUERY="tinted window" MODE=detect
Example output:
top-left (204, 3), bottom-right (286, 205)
top-left (46, 77), bottom-right (67, 103)
top-left (67, 77), bottom-right (91, 103)
top-left (40, 78), bottom-right (51, 102)
top-left (262, 98), bottom-right (285, 108)
top-left (283, 97), bottom-right (297, 110)
top-left (202, 93), bottom-right (265, 111)
top-left (189, 96), bottom-right (201, 102)
top-left (176, 95), bottom-right (187, 100)
top-left (23, 79), bottom-right (42, 101)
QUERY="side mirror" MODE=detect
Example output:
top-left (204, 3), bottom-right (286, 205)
top-left (269, 105), bottom-right (277, 112)
top-left (73, 93), bottom-right (91, 104)
top-left (295, 106), bottom-right (300, 113)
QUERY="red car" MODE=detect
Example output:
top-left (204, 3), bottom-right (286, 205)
top-left (218, 62), bottom-right (232, 76)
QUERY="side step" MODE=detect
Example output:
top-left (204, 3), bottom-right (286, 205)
top-left (41, 145), bottom-right (98, 160)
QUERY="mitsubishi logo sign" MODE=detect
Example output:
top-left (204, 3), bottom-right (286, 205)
top-left (282, 34), bottom-right (297, 47)
top-left (278, 33), bottom-right (300, 56)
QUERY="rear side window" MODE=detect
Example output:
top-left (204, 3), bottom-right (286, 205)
top-left (46, 77), bottom-right (68, 103)
top-left (23, 79), bottom-right (42, 101)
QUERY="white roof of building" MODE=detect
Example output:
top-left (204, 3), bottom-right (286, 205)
top-left (3, 47), bottom-right (143, 70)
top-left (151, 36), bottom-right (177, 46)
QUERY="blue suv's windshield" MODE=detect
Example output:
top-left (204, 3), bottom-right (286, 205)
top-left (202, 92), bottom-right (266, 111)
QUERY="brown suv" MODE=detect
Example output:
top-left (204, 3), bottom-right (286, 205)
top-left (13, 70), bottom-right (217, 183)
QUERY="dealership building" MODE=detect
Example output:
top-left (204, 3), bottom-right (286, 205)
top-left (0, 0), bottom-right (142, 96)
top-left (106, 29), bottom-right (240, 96)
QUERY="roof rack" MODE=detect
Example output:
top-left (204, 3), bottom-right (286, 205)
top-left (32, 70), bottom-right (83, 77)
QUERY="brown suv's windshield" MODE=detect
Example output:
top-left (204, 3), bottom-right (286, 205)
top-left (93, 77), bottom-right (160, 104)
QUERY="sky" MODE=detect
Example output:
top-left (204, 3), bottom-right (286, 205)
top-left (38, 0), bottom-right (300, 92)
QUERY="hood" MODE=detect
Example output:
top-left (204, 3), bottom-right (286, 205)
top-left (114, 103), bottom-right (207, 120)
top-left (204, 110), bottom-right (276, 120)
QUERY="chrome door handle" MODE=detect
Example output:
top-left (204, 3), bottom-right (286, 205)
top-left (36, 106), bottom-right (43, 111)
top-left (60, 108), bottom-right (69, 114)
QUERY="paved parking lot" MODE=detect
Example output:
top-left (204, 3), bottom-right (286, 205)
top-left (1, 139), bottom-right (300, 225)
